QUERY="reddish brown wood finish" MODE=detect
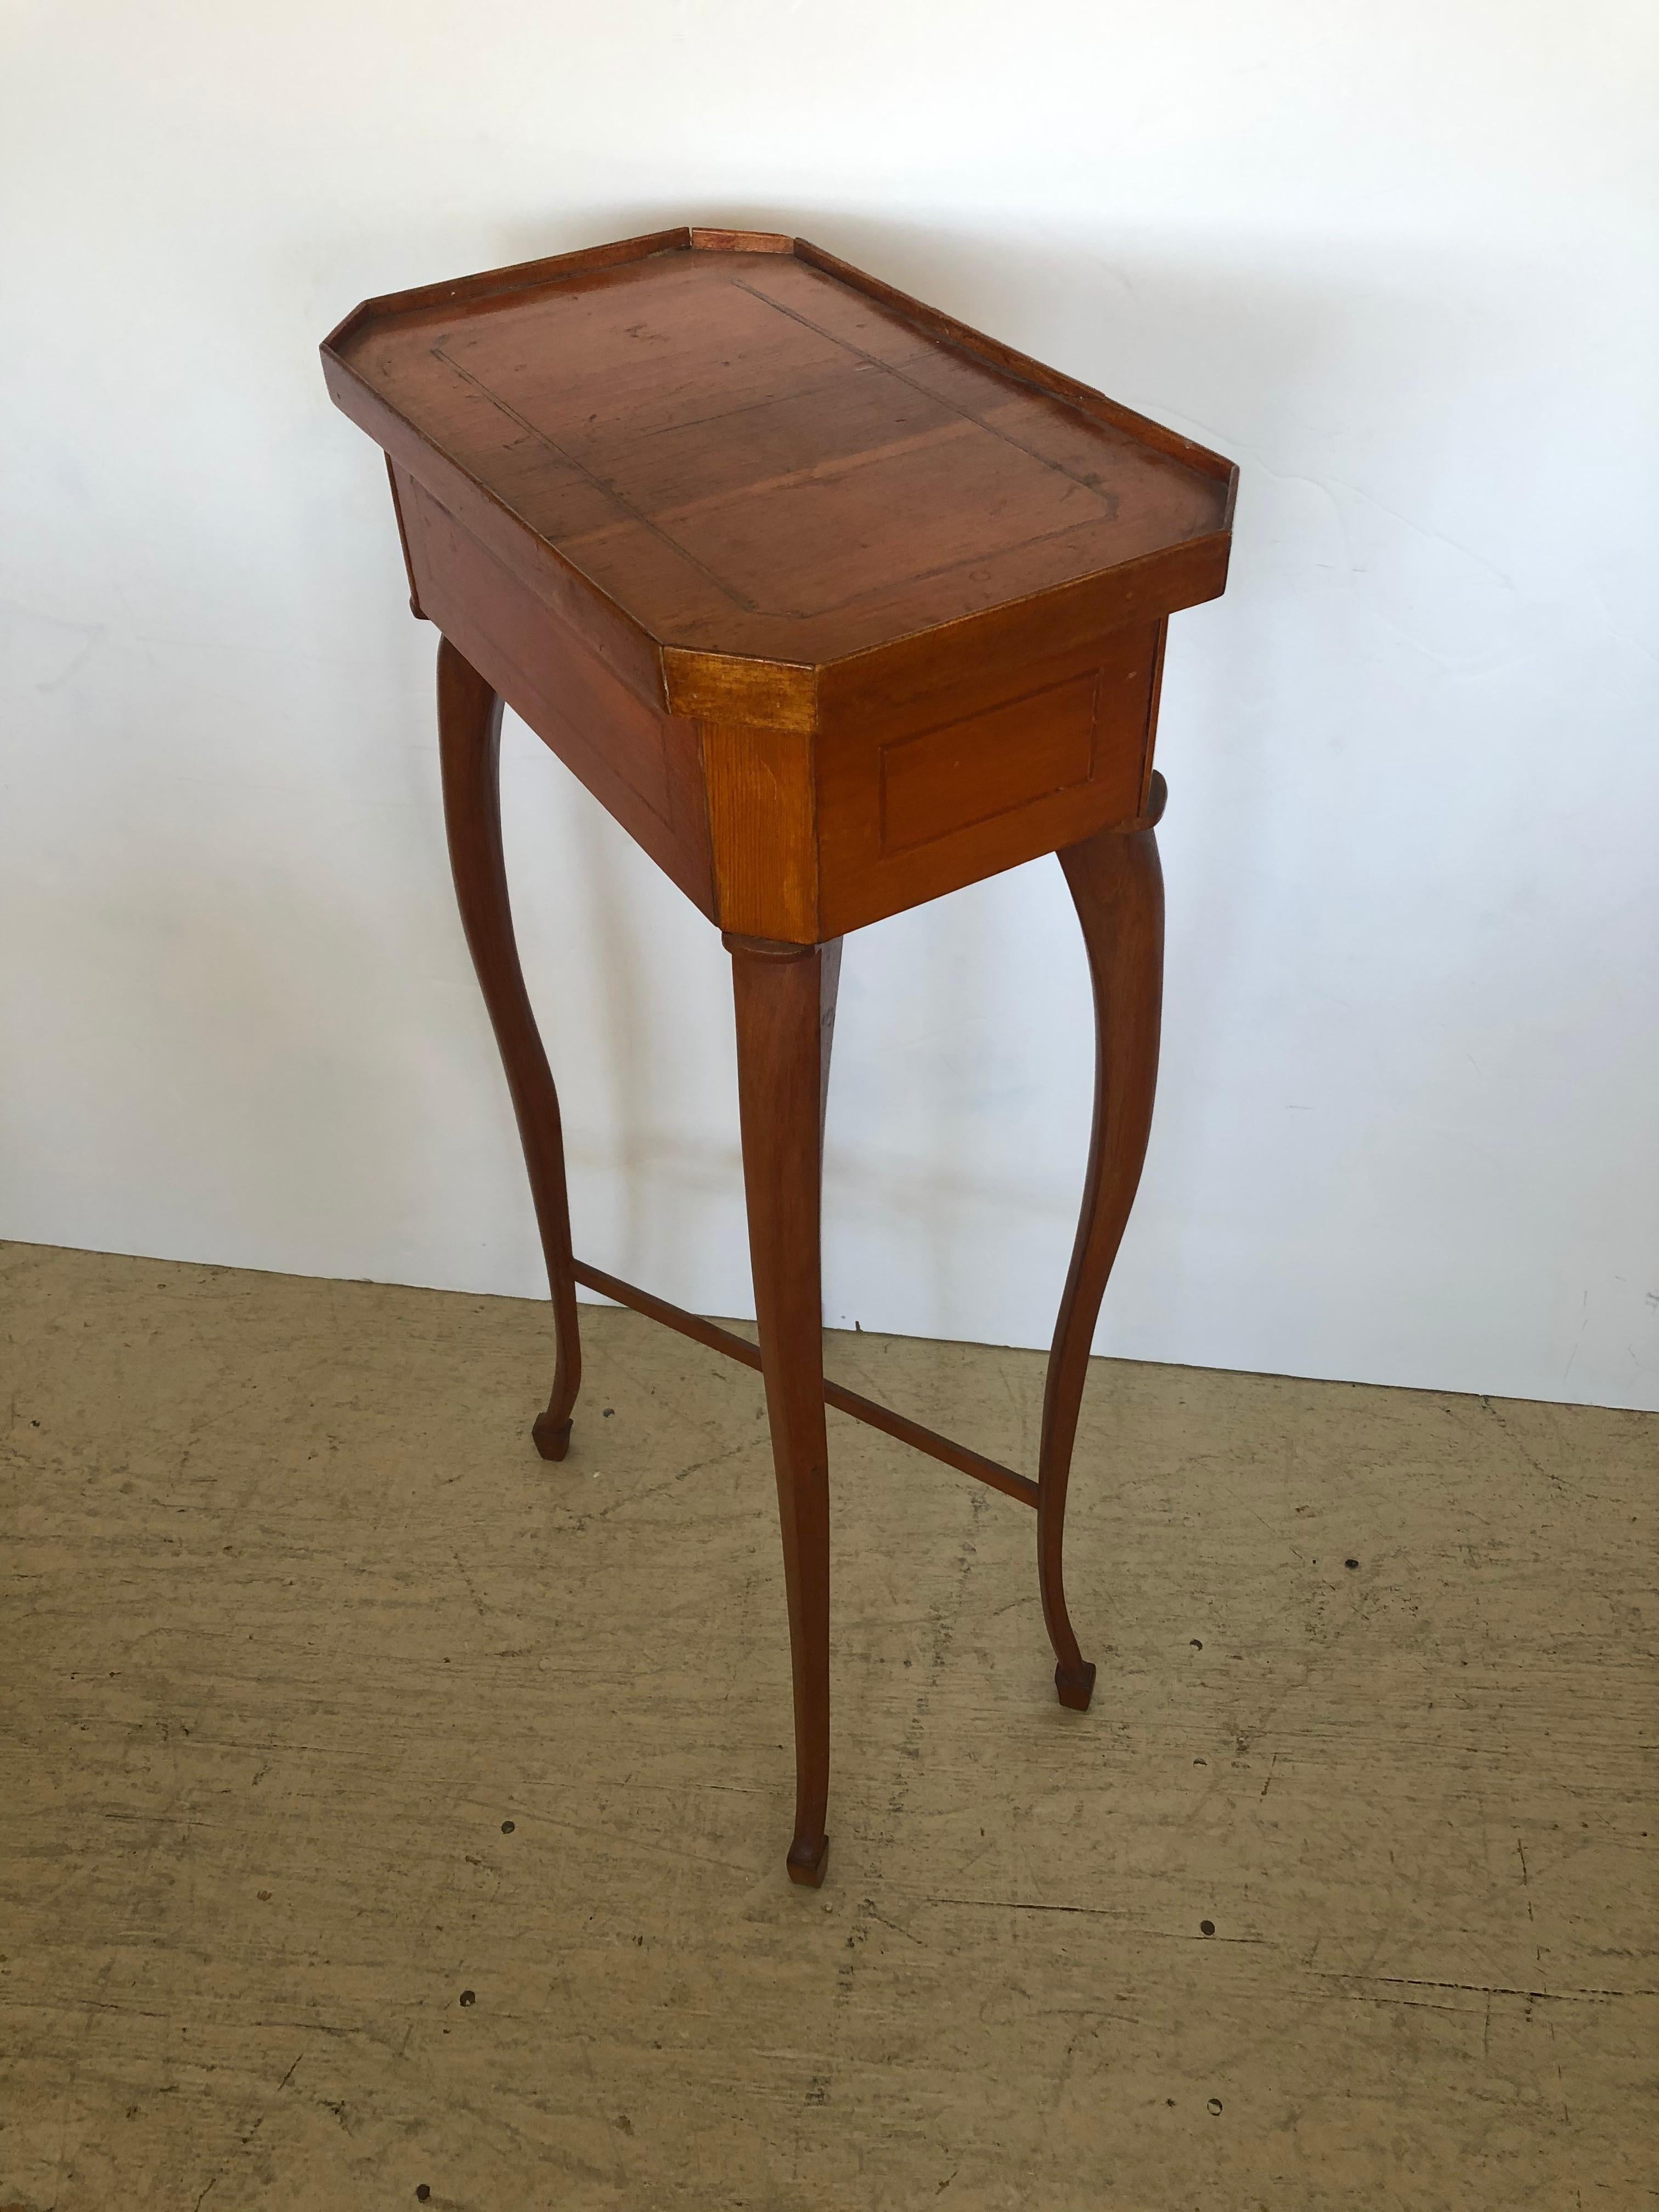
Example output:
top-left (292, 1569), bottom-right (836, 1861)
top-left (325, 235), bottom-right (1232, 677)
top-left (323, 229), bottom-right (1235, 947)
top-left (726, 933), bottom-right (837, 1886)
top-left (436, 638), bottom-right (582, 1458)
top-left (1040, 777), bottom-right (1168, 1707)
top-left (812, 616), bottom-right (1164, 938)
top-left (571, 1255), bottom-right (1040, 1510)
top-left (324, 229), bottom-right (1232, 1882)
top-left (407, 470), bottom-right (716, 917)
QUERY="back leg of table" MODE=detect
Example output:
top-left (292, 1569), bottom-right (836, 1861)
top-left (1038, 814), bottom-right (1165, 1708)
top-left (436, 635), bottom-right (583, 1461)
top-left (727, 932), bottom-right (839, 1886)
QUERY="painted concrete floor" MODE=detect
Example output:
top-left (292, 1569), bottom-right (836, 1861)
top-left (2, 1239), bottom-right (1655, 2210)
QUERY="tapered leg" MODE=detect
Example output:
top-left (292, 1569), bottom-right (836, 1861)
top-left (1039, 783), bottom-right (1166, 1709)
top-left (437, 635), bottom-right (582, 1460)
top-left (726, 930), bottom-right (842, 1885)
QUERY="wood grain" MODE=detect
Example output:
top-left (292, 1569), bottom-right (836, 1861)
top-left (815, 622), bottom-right (1160, 939)
top-left (405, 474), bottom-right (716, 917)
top-left (878, 670), bottom-right (1100, 855)
top-left (699, 719), bottom-right (818, 940)
top-left (323, 229), bottom-right (1235, 699)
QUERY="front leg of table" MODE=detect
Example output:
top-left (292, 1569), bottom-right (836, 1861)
top-left (726, 932), bottom-right (840, 1886)
top-left (436, 636), bottom-right (583, 1462)
top-left (1038, 786), bottom-right (1167, 1708)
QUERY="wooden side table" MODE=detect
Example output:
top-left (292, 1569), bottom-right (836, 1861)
top-left (322, 227), bottom-right (1235, 1885)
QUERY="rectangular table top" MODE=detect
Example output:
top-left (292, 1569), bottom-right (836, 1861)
top-left (323, 228), bottom-right (1235, 680)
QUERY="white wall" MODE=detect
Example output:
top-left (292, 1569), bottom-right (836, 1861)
top-left (3, 1), bottom-right (1656, 1410)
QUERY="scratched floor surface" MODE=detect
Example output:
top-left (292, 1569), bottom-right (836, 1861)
top-left (2, 1239), bottom-right (1655, 2210)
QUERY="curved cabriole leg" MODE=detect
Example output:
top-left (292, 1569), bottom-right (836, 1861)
top-left (1039, 777), bottom-right (1167, 1709)
top-left (726, 931), bottom-right (841, 1886)
top-left (436, 635), bottom-right (583, 1460)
